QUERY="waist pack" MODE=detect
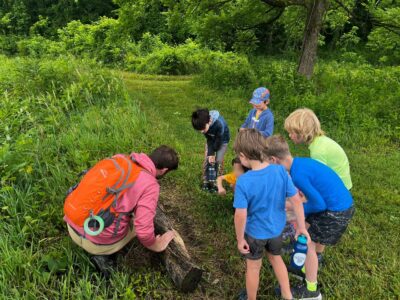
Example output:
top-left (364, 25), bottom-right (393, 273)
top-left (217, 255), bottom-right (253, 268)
top-left (64, 155), bottom-right (142, 236)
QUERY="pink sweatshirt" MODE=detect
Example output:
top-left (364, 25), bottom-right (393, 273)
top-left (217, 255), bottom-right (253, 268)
top-left (64, 153), bottom-right (159, 247)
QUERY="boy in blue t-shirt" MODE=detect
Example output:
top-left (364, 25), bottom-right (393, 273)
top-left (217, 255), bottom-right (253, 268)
top-left (265, 135), bottom-right (354, 300)
top-left (233, 129), bottom-right (309, 300)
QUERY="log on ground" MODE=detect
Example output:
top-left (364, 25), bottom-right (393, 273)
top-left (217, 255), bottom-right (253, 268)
top-left (154, 205), bottom-right (203, 292)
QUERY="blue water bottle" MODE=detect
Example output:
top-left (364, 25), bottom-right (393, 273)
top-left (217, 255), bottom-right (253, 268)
top-left (290, 235), bottom-right (308, 269)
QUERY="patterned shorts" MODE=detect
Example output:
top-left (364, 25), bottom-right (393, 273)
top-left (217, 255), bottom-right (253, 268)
top-left (306, 206), bottom-right (355, 246)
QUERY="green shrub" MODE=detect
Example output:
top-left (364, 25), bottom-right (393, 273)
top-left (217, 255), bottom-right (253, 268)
top-left (198, 51), bottom-right (256, 90)
top-left (250, 57), bottom-right (400, 144)
top-left (16, 35), bottom-right (66, 58)
top-left (126, 39), bottom-right (203, 75)
top-left (0, 34), bottom-right (20, 55)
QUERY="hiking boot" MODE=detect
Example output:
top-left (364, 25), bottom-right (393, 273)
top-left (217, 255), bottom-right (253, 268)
top-left (237, 289), bottom-right (247, 300)
top-left (292, 283), bottom-right (322, 300)
top-left (287, 265), bottom-right (306, 281)
top-left (90, 255), bottom-right (116, 279)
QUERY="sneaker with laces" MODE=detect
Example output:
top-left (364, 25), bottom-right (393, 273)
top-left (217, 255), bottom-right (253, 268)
top-left (237, 289), bottom-right (247, 300)
top-left (292, 283), bottom-right (322, 300)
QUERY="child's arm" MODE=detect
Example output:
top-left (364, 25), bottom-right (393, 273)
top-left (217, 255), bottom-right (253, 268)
top-left (234, 208), bottom-right (250, 254)
top-left (288, 193), bottom-right (310, 242)
top-left (240, 111), bottom-right (252, 129)
top-left (259, 113), bottom-right (274, 137)
top-left (217, 175), bottom-right (227, 196)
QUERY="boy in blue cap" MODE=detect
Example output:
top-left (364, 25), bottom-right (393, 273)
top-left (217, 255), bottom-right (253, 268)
top-left (192, 108), bottom-right (230, 191)
top-left (265, 135), bottom-right (355, 300)
top-left (240, 87), bottom-right (274, 137)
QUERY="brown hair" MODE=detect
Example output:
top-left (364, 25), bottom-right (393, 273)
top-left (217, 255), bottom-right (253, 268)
top-left (233, 129), bottom-right (268, 162)
top-left (149, 145), bottom-right (179, 170)
top-left (284, 108), bottom-right (325, 144)
top-left (264, 135), bottom-right (291, 159)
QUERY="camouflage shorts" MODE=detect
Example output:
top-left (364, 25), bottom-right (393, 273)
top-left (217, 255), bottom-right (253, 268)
top-left (306, 206), bottom-right (355, 246)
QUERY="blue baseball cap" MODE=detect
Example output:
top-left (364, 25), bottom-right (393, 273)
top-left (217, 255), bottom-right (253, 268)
top-left (249, 87), bottom-right (270, 105)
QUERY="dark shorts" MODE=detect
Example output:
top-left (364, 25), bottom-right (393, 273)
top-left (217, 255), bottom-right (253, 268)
top-left (243, 233), bottom-right (283, 260)
top-left (306, 206), bottom-right (355, 246)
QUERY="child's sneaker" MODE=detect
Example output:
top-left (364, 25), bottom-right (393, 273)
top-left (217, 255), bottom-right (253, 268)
top-left (274, 286), bottom-right (295, 299)
top-left (292, 283), bottom-right (322, 300)
top-left (201, 182), bottom-right (209, 191)
top-left (237, 289), bottom-right (247, 300)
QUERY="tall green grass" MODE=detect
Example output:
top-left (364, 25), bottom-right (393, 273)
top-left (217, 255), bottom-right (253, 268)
top-left (0, 56), bottom-right (399, 299)
top-left (0, 56), bottom-right (170, 298)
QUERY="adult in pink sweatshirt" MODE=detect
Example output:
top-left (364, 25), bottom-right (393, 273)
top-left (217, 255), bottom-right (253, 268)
top-left (64, 146), bottom-right (179, 276)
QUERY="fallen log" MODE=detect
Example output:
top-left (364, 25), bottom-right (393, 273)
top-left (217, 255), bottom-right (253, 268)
top-left (154, 205), bottom-right (203, 292)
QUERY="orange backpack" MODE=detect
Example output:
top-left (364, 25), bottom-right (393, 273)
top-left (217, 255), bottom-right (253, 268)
top-left (64, 155), bottom-right (142, 235)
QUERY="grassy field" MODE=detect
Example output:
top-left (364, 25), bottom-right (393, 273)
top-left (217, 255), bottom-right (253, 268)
top-left (0, 56), bottom-right (399, 299)
top-left (120, 73), bottom-right (400, 299)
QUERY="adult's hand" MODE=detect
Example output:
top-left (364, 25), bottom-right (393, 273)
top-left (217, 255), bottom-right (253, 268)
top-left (147, 230), bottom-right (175, 252)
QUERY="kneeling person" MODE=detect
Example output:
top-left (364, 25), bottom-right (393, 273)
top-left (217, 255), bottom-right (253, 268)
top-left (64, 146), bottom-right (179, 278)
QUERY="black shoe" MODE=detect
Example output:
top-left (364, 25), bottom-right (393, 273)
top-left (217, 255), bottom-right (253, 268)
top-left (90, 255), bottom-right (116, 279)
top-left (287, 265), bottom-right (306, 281)
top-left (201, 182), bottom-right (209, 191)
top-left (292, 283), bottom-right (322, 300)
top-left (274, 286), bottom-right (295, 299)
top-left (238, 289), bottom-right (247, 300)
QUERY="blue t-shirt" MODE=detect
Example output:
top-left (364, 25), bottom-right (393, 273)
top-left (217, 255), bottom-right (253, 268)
top-left (290, 158), bottom-right (353, 216)
top-left (233, 164), bottom-right (297, 239)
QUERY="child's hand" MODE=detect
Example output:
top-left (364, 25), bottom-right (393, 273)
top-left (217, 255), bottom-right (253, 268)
top-left (237, 238), bottom-right (250, 255)
top-left (296, 228), bottom-right (311, 245)
top-left (218, 187), bottom-right (227, 196)
top-left (208, 156), bottom-right (216, 163)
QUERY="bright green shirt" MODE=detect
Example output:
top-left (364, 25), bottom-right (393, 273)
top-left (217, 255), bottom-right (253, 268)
top-left (309, 136), bottom-right (352, 190)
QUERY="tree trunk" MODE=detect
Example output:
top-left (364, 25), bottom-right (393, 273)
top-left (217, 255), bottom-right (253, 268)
top-left (297, 0), bottom-right (329, 78)
top-left (154, 206), bottom-right (203, 292)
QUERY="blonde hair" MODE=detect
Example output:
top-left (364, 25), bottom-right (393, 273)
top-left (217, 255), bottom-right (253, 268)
top-left (234, 129), bottom-right (268, 162)
top-left (284, 108), bottom-right (325, 144)
top-left (264, 135), bottom-right (291, 159)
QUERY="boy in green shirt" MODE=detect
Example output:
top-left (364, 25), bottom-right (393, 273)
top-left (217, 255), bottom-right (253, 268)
top-left (284, 108), bottom-right (352, 264)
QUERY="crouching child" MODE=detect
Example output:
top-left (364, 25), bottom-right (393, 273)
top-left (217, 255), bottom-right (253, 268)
top-left (191, 108), bottom-right (230, 192)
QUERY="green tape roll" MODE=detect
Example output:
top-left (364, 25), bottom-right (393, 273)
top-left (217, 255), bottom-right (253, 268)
top-left (83, 215), bottom-right (104, 236)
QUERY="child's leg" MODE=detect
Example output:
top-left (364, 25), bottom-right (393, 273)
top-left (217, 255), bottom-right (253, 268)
top-left (202, 143), bottom-right (208, 182)
top-left (304, 240), bottom-right (318, 283)
top-left (315, 243), bottom-right (325, 253)
top-left (246, 258), bottom-right (262, 300)
top-left (215, 143), bottom-right (228, 176)
top-left (267, 253), bottom-right (292, 299)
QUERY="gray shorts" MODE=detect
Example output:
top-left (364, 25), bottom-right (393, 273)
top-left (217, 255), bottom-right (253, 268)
top-left (243, 233), bottom-right (283, 260)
